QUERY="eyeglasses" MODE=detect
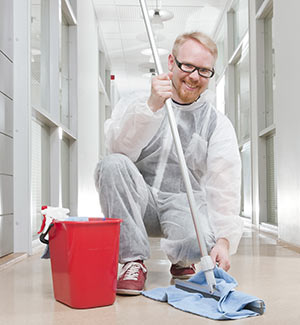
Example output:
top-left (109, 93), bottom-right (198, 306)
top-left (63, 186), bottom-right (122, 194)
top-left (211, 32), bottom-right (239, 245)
top-left (174, 56), bottom-right (215, 79)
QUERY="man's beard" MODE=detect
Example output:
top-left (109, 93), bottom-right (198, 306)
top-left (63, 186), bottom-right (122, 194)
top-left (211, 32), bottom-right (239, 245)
top-left (173, 78), bottom-right (204, 104)
top-left (178, 87), bottom-right (201, 103)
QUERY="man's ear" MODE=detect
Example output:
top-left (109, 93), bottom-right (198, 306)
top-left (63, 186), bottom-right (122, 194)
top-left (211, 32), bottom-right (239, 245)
top-left (168, 54), bottom-right (175, 71)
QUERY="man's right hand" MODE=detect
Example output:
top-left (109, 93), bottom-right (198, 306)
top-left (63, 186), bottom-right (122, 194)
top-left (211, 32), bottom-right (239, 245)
top-left (147, 72), bottom-right (173, 112)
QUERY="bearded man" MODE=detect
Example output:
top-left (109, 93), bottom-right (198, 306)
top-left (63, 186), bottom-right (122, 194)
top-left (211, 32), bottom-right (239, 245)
top-left (94, 32), bottom-right (243, 295)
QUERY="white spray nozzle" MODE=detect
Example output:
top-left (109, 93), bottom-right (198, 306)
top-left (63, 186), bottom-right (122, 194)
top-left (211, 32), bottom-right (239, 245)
top-left (42, 206), bottom-right (70, 220)
top-left (40, 206), bottom-right (70, 234)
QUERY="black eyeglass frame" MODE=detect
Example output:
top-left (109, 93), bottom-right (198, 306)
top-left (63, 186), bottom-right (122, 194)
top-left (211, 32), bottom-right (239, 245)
top-left (174, 56), bottom-right (215, 79)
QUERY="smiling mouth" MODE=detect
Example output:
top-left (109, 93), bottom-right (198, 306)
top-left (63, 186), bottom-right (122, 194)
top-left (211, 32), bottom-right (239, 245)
top-left (183, 81), bottom-right (198, 91)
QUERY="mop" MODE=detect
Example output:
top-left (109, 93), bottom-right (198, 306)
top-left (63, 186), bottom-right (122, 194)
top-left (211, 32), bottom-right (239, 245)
top-left (139, 0), bottom-right (217, 296)
top-left (139, 0), bottom-right (265, 318)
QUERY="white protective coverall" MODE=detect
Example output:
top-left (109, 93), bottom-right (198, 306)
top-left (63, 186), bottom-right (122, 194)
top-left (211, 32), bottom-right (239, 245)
top-left (94, 90), bottom-right (243, 266)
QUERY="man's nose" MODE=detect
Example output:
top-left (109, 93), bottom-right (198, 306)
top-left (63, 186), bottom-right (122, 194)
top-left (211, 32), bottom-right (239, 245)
top-left (189, 70), bottom-right (200, 81)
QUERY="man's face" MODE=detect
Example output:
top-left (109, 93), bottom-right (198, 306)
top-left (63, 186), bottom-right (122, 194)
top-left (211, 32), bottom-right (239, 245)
top-left (168, 39), bottom-right (215, 104)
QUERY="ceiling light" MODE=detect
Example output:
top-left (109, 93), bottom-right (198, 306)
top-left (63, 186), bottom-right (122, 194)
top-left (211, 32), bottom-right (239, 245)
top-left (152, 20), bottom-right (164, 30)
top-left (142, 68), bottom-right (157, 79)
top-left (148, 9), bottom-right (174, 22)
top-left (148, 1), bottom-right (174, 29)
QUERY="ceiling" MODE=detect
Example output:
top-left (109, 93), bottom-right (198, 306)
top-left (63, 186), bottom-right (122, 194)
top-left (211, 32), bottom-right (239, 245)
top-left (92, 0), bottom-right (228, 98)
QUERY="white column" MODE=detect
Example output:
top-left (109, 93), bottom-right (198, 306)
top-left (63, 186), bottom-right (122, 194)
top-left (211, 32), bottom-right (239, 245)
top-left (274, 0), bottom-right (300, 246)
top-left (13, 0), bottom-right (32, 253)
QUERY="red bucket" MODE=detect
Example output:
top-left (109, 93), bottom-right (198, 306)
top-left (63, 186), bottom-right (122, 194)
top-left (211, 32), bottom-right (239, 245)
top-left (48, 218), bottom-right (122, 309)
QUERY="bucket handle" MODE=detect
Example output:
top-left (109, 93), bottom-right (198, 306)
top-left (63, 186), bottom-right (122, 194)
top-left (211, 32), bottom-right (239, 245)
top-left (39, 223), bottom-right (54, 245)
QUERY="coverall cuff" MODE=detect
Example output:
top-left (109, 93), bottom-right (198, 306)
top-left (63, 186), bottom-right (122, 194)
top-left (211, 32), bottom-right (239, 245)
top-left (144, 100), bottom-right (165, 117)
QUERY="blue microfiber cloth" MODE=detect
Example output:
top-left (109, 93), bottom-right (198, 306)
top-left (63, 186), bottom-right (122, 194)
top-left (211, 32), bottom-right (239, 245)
top-left (142, 267), bottom-right (265, 320)
top-left (41, 245), bottom-right (50, 259)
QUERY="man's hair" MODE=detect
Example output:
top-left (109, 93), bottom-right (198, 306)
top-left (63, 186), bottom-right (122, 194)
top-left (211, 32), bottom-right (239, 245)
top-left (172, 32), bottom-right (218, 61)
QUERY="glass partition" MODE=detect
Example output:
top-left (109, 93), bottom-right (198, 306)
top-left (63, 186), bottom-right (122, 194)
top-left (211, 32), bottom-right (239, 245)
top-left (232, 0), bottom-right (248, 48)
top-left (235, 50), bottom-right (250, 143)
top-left (31, 0), bottom-right (50, 111)
top-left (61, 136), bottom-right (70, 209)
top-left (31, 120), bottom-right (50, 239)
top-left (266, 134), bottom-right (277, 225)
top-left (60, 13), bottom-right (70, 128)
top-left (215, 22), bottom-right (226, 78)
top-left (241, 142), bottom-right (252, 218)
top-left (216, 75), bottom-right (225, 114)
top-left (264, 10), bottom-right (275, 127)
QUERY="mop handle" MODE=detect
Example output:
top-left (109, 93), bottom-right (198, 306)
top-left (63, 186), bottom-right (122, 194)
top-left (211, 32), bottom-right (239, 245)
top-left (139, 0), bottom-right (214, 271)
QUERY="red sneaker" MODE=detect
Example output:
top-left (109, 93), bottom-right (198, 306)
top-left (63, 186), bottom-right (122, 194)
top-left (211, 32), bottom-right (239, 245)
top-left (117, 260), bottom-right (147, 295)
top-left (170, 264), bottom-right (196, 279)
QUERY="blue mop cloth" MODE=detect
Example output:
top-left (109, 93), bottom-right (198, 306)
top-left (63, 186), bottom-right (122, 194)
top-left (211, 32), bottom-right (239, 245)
top-left (142, 267), bottom-right (265, 320)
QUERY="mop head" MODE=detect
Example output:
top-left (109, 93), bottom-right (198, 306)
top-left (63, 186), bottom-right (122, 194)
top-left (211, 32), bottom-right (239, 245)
top-left (142, 267), bottom-right (265, 320)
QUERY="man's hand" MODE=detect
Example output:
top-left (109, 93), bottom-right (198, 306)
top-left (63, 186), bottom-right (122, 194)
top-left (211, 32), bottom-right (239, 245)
top-left (210, 238), bottom-right (230, 271)
top-left (147, 72), bottom-right (173, 112)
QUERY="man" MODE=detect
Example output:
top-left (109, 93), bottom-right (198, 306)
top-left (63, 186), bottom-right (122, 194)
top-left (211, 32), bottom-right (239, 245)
top-left (94, 32), bottom-right (243, 295)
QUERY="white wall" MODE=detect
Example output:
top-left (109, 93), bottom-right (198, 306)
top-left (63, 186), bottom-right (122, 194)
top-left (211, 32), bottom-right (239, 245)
top-left (274, 0), bottom-right (300, 246)
top-left (76, 0), bottom-right (101, 216)
top-left (0, 0), bottom-right (14, 256)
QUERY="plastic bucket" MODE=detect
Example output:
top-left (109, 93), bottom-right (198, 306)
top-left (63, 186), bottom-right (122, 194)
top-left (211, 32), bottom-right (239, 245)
top-left (48, 218), bottom-right (122, 309)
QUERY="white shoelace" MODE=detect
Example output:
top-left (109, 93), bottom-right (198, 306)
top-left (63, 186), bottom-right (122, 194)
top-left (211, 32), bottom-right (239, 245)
top-left (121, 262), bottom-right (147, 281)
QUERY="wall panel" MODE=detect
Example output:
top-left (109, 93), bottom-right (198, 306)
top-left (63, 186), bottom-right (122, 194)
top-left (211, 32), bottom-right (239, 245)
top-left (0, 215), bottom-right (13, 257)
top-left (0, 0), bottom-right (13, 60)
top-left (0, 134), bottom-right (13, 175)
top-left (0, 92), bottom-right (13, 136)
top-left (0, 52), bottom-right (13, 99)
top-left (0, 175), bottom-right (13, 215)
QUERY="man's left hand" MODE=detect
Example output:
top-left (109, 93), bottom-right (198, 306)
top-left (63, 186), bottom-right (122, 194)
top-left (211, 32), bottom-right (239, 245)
top-left (210, 238), bottom-right (230, 271)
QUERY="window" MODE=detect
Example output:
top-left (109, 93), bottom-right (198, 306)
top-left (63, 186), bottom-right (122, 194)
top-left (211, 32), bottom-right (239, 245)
top-left (31, 0), bottom-right (50, 111)
top-left (235, 49), bottom-right (250, 144)
top-left (256, 0), bottom-right (265, 11)
top-left (257, 6), bottom-right (277, 226)
top-left (264, 10), bottom-right (275, 128)
top-left (30, 0), bottom-right (77, 240)
top-left (232, 0), bottom-right (249, 48)
top-left (31, 120), bottom-right (50, 239)
top-left (234, 47), bottom-right (251, 219)
top-left (216, 75), bottom-right (225, 114)
top-left (241, 142), bottom-right (252, 218)
top-left (215, 22), bottom-right (226, 79)
top-left (61, 136), bottom-right (70, 209)
top-left (60, 13), bottom-right (70, 128)
top-left (266, 134), bottom-right (277, 225)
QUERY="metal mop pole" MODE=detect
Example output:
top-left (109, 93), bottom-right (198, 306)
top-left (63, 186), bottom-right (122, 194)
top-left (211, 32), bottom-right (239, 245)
top-left (139, 0), bottom-right (216, 293)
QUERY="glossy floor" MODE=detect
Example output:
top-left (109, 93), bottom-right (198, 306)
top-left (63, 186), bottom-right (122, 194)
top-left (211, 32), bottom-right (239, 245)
top-left (1, 224), bottom-right (300, 325)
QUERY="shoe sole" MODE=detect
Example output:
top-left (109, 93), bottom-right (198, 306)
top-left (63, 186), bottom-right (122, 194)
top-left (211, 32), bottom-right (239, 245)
top-left (116, 288), bottom-right (143, 296)
top-left (171, 273), bottom-right (195, 280)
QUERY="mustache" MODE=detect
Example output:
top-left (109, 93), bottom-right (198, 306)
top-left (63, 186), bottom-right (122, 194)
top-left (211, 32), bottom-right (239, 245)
top-left (184, 79), bottom-right (200, 87)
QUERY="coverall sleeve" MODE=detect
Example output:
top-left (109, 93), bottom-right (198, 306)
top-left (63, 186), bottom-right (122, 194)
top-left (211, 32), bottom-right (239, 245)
top-left (104, 95), bottom-right (165, 162)
top-left (205, 113), bottom-right (244, 255)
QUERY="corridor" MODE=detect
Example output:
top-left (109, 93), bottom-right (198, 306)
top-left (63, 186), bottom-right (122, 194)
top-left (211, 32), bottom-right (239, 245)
top-left (0, 223), bottom-right (299, 324)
